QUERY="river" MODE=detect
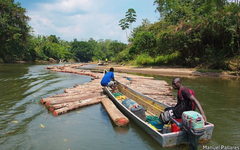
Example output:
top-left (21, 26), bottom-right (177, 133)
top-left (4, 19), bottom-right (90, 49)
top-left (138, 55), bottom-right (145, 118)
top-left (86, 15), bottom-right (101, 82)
top-left (0, 63), bottom-right (239, 150)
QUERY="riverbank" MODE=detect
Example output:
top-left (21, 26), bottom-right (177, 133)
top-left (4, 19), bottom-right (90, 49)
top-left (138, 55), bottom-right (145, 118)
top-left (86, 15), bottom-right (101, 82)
top-left (95, 64), bottom-right (238, 78)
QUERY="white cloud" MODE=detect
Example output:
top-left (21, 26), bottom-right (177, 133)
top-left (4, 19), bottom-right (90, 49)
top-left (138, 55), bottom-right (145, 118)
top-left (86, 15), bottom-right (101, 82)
top-left (39, 0), bottom-right (99, 14)
top-left (27, 0), bottom-right (158, 43)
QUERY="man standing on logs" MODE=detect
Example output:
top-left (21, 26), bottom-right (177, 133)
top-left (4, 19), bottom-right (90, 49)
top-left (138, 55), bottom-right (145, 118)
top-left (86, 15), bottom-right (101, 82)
top-left (101, 67), bottom-right (116, 93)
top-left (159, 77), bottom-right (207, 124)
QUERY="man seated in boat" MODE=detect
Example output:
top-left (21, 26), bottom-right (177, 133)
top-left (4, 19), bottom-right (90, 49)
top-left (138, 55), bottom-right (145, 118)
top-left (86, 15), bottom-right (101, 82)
top-left (159, 77), bottom-right (207, 124)
top-left (101, 67), bottom-right (116, 92)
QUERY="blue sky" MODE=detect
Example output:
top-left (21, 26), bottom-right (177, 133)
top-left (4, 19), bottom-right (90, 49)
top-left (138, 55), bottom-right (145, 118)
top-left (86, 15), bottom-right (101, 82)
top-left (16, 0), bottom-right (159, 43)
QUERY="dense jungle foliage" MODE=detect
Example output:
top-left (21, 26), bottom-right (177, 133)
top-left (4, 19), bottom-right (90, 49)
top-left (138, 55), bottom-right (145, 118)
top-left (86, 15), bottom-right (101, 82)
top-left (0, 0), bottom-right (126, 63)
top-left (0, 0), bottom-right (239, 71)
top-left (119, 0), bottom-right (240, 70)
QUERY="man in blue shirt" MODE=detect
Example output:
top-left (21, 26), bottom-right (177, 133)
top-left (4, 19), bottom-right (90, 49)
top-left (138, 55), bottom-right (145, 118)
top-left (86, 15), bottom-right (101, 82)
top-left (101, 67), bottom-right (116, 92)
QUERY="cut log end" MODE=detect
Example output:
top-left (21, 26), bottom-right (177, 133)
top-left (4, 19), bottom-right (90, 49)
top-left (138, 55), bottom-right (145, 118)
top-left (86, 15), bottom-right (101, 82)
top-left (50, 107), bottom-right (55, 112)
top-left (115, 118), bottom-right (129, 127)
top-left (46, 102), bottom-right (50, 106)
top-left (41, 99), bottom-right (45, 104)
top-left (53, 111), bottom-right (58, 116)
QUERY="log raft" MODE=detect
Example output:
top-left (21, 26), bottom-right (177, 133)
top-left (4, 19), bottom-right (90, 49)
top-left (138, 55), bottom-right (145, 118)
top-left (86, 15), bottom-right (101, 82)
top-left (41, 63), bottom-right (177, 126)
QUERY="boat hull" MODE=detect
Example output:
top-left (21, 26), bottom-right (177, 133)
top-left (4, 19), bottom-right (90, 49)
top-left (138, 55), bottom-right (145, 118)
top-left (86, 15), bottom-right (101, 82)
top-left (104, 81), bottom-right (214, 147)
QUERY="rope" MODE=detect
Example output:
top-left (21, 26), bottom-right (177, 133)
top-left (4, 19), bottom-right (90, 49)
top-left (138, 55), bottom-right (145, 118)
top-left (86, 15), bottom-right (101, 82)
top-left (118, 84), bottom-right (164, 112)
top-left (115, 96), bottom-right (127, 101)
top-left (112, 92), bottom-right (123, 97)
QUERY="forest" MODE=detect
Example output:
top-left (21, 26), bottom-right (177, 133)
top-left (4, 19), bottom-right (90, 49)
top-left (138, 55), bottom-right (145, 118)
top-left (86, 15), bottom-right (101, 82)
top-left (1, 0), bottom-right (240, 71)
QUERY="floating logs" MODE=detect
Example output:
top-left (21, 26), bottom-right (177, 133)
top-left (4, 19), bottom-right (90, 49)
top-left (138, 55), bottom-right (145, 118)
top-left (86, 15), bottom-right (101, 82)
top-left (64, 87), bottom-right (102, 93)
top-left (41, 63), bottom-right (177, 118)
top-left (47, 95), bottom-right (106, 111)
top-left (42, 93), bottom-right (104, 106)
top-left (52, 96), bottom-right (104, 116)
top-left (101, 98), bottom-right (129, 127)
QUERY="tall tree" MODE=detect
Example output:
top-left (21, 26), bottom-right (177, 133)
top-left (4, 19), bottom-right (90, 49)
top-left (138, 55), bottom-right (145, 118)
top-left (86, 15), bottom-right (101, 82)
top-left (0, 0), bottom-right (31, 62)
top-left (119, 8), bottom-right (137, 40)
top-left (119, 18), bottom-right (129, 39)
top-left (125, 8), bottom-right (137, 33)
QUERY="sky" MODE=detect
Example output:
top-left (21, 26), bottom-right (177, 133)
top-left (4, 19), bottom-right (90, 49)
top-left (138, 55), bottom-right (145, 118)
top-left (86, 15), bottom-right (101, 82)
top-left (16, 0), bottom-right (160, 43)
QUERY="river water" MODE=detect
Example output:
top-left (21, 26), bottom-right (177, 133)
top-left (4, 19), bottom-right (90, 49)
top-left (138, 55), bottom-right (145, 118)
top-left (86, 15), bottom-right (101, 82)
top-left (0, 63), bottom-right (239, 150)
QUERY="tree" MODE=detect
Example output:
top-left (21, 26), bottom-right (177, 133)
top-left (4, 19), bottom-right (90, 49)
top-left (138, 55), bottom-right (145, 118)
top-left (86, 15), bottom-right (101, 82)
top-left (125, 8), bottom-right (137, 30)
top-left (88, 38), bottom-right (106, 61)
top-left (153, 0), bottom-right (229, 24)
top-left (119, 8), bottom-right (137, 40)
top-left (132, 19), bottom-right (151, 39)
top-left (70, 40), bottom-right (94, 62)
top-left (125, 8), bottom-right (137, 35)
top-left (119, 18), bottom-right (129, 39)
top-left (47, 35), bottom-right (59, 44)
top-left (108, 41), bottom-right (127, 54)
top-left (0, 0), bottom-right (31, 62)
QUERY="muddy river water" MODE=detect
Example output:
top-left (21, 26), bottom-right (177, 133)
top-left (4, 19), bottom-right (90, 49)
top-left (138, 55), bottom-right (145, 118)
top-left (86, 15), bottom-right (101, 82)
top-left (0, 63), bottom-right (239, 150)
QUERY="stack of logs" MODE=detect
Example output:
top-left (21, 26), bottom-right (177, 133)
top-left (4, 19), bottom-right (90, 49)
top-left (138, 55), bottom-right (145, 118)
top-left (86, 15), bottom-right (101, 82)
top-left (41, 64), bottom-right (176, 126)
top-left (114, 73), bottom-right (176, 106)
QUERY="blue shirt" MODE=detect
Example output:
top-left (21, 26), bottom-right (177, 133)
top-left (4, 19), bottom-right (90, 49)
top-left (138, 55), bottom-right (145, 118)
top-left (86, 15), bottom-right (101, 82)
top-left (101, 71), bottom-right (114, 86)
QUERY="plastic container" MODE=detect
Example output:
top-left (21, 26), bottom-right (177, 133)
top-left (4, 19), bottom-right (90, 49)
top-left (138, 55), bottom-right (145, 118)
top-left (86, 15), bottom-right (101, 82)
top-left (163, 124), bottom-right (171, 134)
top-left (171, 119), bottom-right (182, 132)
top-left (122, 99), bottom-right (146, 121)
top-left (122, 99), bottom-right (138, 110)
top-left (130, 105), bottom-right (146, 121)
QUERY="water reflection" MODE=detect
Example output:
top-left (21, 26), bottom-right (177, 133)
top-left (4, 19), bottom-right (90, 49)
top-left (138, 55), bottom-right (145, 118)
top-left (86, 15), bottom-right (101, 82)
top-left (0, 63), bottom-right (92, 149)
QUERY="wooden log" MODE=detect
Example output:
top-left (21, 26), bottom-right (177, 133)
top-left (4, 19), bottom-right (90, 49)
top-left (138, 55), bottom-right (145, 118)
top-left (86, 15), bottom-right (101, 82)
top-left (53, 97), bottom-right (103, 116)
top-left (48, 92), bottom-right (82, 98)
top-left (47, 93), bottom-right (103, 105)
top-left (48, 89), bottom-right (103, 97)
top-left (145, 94), bottom-right (176, 101)
top-left (128, 88), bottom-right (173, 96)
top-left (130, 79), bottom-right (169, 86)
top-left (128, 84), bottom-right (172, 90)
top-left (127, 86), bottom-right (172, 93)
top-left (101, 98), bottom-right (129, 127)
top-left (64, 88), bottom-right (102, 93)
top-left (48, 95), bottom-right (105, 111)
top-left (42, 93), bottom-right (102, 105)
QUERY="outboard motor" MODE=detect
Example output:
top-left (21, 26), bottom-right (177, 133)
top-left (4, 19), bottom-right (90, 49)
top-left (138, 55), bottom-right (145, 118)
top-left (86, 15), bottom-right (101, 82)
top-left (170, 111), bottom-right (205, 150)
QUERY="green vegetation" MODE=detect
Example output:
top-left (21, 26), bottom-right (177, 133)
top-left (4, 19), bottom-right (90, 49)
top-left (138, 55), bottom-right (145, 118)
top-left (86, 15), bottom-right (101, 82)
top-left (119, 8), bottom-right (137, 39)
top-left (0, 0), bottom-right (127, 63)
top-left (1, 0), bottom-right (240, 72)
top-left (0, 0), bottom-right (30, 62)
top-left (118, 0), bottom-right (240, 71)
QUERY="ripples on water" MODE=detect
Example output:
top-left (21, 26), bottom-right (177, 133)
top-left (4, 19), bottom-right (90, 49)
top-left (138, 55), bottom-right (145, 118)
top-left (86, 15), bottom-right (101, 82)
top-left (0, 64), bottom-right (93, 149)
top-left (1, 64), bottom-right (239, 150)
top-left (0, 64), bottom-right (166, 150)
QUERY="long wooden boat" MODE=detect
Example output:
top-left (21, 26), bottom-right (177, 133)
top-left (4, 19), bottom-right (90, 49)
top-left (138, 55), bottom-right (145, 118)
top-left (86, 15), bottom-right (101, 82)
top-left (104, 80), bottom-right (214, 147)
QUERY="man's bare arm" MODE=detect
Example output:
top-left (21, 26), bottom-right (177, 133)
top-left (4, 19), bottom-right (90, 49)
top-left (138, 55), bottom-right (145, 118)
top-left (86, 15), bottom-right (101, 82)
top-left (190, 95), bottom-right (208, 124)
